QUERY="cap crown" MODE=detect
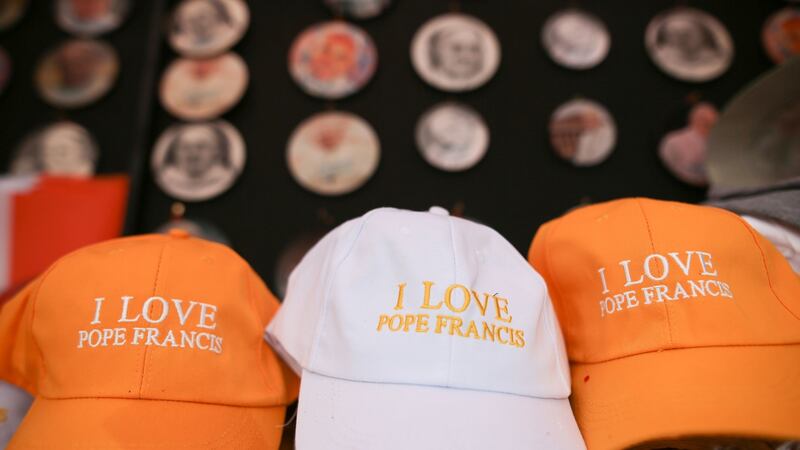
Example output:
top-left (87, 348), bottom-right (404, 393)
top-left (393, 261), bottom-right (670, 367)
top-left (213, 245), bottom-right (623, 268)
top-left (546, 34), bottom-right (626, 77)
top-left (269, 208), bottom-right (571, 399)
top-left (1, 234), bottom-right (292, 406)
top-left (529, 198), bottom-right (800, 363)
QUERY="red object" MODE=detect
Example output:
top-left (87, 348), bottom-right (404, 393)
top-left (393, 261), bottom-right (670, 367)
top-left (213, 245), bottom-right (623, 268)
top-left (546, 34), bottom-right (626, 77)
top-left (1, 175), bottom-right (129, 302)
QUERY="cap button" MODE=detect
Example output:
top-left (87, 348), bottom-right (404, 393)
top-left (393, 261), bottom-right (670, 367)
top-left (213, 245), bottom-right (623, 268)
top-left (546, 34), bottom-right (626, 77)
top-left (168, 228), bottom-right (190, 239)
top-left (429, 206), bottom-right (449, 216)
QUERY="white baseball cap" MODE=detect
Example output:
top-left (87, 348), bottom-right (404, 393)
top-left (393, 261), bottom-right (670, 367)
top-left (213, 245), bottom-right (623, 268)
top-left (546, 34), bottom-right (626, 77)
top-left (266, 206), bottom-right (585, 450)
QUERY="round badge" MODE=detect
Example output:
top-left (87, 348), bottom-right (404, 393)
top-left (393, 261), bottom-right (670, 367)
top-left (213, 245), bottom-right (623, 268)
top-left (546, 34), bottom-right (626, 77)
top-left (542, 8), bottom-right (610, 70)
top-left (273, 230), bottom-right (326, 299)
top-left (10, 121), bottom-right (99, 177)
top-left (287, 111), bottom-right (380, 196)
top-left (323, 0), bottom-right (391, 20)
top-left (288, 21), bottom-right (377, 100)
top-left (169, 0), bottom-right (250, 58)
top-left (0, 0), bottom-right (28, 31)
top-left (151, 120), bottom-right (246, 202)
top-left (658, 102), bottom-right (719, 187)
top-left (411, 13), bottom-right (501, 92)
top-left (762, 7), bottom-right (800, 64)
top-left (645, 8), bottom-right (734, 82)
top-left (159, 52), bottom-right (248, 120)
top-left (55, 0), bottom-right (130, 36)
top-left (416, 101), bottom-right (489, 172)
top-left (156, 218), bottom-right (230, 245)
top-left (35, 39), bottom-right (119, 108)
top-left (549, 98), bottom-right (617, 167)
top-left (0, 47), bottom-right (11, 97)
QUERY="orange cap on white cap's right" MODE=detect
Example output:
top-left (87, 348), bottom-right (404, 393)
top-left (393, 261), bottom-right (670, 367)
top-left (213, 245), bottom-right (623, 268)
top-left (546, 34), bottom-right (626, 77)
top-left (529, 198), bottom-right (800, 450)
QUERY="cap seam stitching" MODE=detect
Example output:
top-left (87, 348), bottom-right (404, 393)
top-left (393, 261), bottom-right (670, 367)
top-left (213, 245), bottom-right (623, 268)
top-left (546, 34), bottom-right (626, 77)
top-left (445, 214), bottom-right (457, 386)
top-left (29, 258), bottom-right (66, 391)
top-left (136, 241), bottom-right (168, 397)
top-left (308, 213), bottom-right (373, 370)
top-left (635, 198), bottom-right (674, 345)
top-left (542, 292), bottom-right (571, 393)
top-left (248, 268), bottom-right (277, 395)
top-left (535, 220), bottom-right (573, 391)
top-left (733, 214), bottom-right (800, 321)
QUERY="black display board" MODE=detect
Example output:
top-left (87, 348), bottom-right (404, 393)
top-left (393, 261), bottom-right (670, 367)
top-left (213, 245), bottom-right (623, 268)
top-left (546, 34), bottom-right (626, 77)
top-left (0, 0), bottom-right (785, 293)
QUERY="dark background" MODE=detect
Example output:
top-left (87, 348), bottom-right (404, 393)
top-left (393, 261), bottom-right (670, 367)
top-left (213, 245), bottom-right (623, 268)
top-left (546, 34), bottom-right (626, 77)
top-left (0, 0), bottom-right (785, 294)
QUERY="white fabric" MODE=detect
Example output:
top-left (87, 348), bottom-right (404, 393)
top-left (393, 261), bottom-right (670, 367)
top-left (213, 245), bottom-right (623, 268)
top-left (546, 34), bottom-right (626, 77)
top-left (742, 215), bottom-right (800, 274)
top-left (267, 207), bottom-right (584, 449)
top-left (0, 381), bottom-right (33, 449)
top-left (297, 370), bottom-right (585, 450)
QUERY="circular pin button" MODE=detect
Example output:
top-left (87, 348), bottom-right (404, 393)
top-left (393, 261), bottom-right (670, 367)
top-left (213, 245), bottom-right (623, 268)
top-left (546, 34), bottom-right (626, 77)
top-left (168, 228), bottom-right (190, 239)
top-left (428, 206), bottom-right (449, 216)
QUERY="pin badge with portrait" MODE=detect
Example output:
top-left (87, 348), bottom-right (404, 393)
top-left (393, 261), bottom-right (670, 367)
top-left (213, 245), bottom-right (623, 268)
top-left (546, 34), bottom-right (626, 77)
top-left (645, 7), bottom-right (734, 83)
top-left (289, 21), bottom-right (377, 100)
top-left (151, 120), bottom-right (246, 202)
top-left (35, 39), bottom-right (119, 109)
top-left (549, 98), bottom-right (617, 167)
top-left (55, 0), bottom-right (131, 37)
top-left (0, 0), bottom-right (28, 31)
top-left (542, 8), bottom-right (610, 70)
top-left (10, 121), bottom-right (99, 177)
top-left (169, 0), bottom-right (250, 58)
top-left (411, 13), bottom-right (501, 92)
top-left (762, 7), bottom-right (800, 64)
top-left (287, 111), bottom-right (380, 196)
top-left (0, 46), bottom-right (11, 97)
top-left (159, 52), bottom-right (249, 120)
top-left (416, 101), bottom-right (489, 172)
top-left (658, 101), bottom-right (719, 187)
top-left (323, 0), bottom-right (391, 20)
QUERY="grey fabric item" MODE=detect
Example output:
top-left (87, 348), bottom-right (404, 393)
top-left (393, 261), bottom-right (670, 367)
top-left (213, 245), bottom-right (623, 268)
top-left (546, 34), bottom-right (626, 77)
top-left (706, 177), bottom-right (800, 229)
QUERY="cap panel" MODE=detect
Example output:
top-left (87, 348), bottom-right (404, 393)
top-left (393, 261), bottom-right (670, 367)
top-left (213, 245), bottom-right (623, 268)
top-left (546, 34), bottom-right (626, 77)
top-left (448, 219), bottom-right (570, 398)
top-left (26, 234), bottom-right (291, 407)
top-left (266, 216), bottom-right (365, 375)
top-left (534, 200), bottom-right (671, 363)
top-left (141, 238), bottom-right (287, 406)
top-left (32, 236), bottom-right (166, 398)
top-left (0, 277), bottom-right (45, 395)
top-left (531, 198), bottom-right (800, 366)
top-left (743, 216), bottom-right (800, 319)
top-left (311, 209), bottom-right (454, 385)
top-left (640, 200), bottom-right (800, 350)
top-left (311, 210), bottom-right (569, 398)
top-left (248, 269), bottom-right (300, 404)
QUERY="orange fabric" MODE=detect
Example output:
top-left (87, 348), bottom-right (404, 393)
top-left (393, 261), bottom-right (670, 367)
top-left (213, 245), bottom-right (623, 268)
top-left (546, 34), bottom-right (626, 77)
top-left (10, 397), bottom-right (286, 449)
top-left (529, 198), bottom-right (800, 450)
top-left (7, 175), bottom-right (129, 299)
top-left (0, 232), bottom-right (298, 449)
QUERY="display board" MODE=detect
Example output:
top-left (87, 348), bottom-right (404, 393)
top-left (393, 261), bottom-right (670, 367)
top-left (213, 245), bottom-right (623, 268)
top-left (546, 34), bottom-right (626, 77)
top-left (0, 0), bottom-right (786, 294)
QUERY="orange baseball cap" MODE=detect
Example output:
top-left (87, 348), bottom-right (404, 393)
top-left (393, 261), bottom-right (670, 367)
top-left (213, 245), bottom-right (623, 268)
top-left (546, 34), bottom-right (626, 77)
top-left (529, 198), bottom-right (800, 450)
top-left (0, 230), bottom-right (298, 449)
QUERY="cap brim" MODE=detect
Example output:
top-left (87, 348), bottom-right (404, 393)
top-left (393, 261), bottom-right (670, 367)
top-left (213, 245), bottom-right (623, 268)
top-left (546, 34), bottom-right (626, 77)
top-left (9, 397), bottom-right (288, 449)
top-left (570, 344), bottom-right (800, 450)
top-left (296, 369), bottom-right (585, 450)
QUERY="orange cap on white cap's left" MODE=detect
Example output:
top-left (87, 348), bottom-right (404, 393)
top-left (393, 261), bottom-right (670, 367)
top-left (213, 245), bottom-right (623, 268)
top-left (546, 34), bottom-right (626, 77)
top-left (0, 233), bottom-right (298, 449)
